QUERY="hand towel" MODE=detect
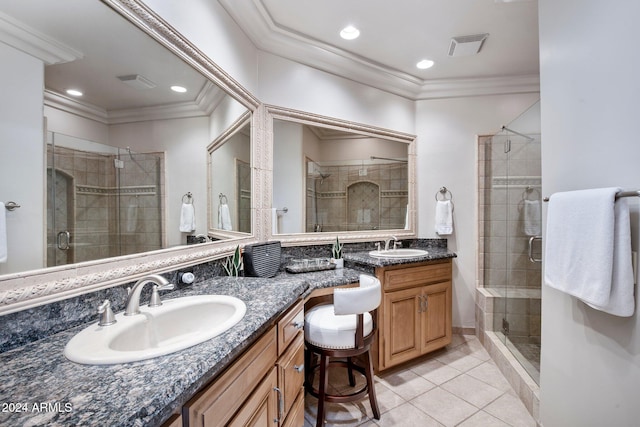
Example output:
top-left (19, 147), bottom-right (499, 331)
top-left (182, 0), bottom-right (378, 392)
top-left (218, 203), bottom-right (232, 231)
top-left (435, 200), bottom-right (453, 235)
top-left (523, 199), bottom-right (541, 236)
top-left (179, 203), bottom-right (195, 232)
top-left (0, 202), bottom-right (6, 263)
top-left (404, 204), bottom-right (410, 230)
top-left (544, 187), bottom-right (635, 316)
top-left (126, 203), bottom-right (138, 233)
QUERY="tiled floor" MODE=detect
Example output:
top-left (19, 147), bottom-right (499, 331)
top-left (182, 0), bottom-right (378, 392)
top-left (304, 334), bottom-right (536, 427)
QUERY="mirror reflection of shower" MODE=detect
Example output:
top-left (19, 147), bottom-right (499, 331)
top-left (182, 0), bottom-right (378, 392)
top-left (305, 157), bottom-right (407, 232)
top-left (46, 132), bottom-right (164, 267)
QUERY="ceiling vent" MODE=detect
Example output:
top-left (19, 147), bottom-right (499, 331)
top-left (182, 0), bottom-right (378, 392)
top-left (117, 74), bottom-right (156, 90)
top-left (448, 33), bottom-right (489, 57)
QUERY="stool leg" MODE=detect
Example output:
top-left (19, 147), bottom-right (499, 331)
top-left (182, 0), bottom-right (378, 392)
top-left (347, 357), bottom-right (356, 386)
top-left (316, 354), bottom-right (330, 427)
top-left (304, 346), bottom-right (312, 393)
top-left (364, 351), bottom-right (380, 420)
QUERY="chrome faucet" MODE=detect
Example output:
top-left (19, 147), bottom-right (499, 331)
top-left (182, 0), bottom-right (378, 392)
top-left (124, 274), bottom-right (175, 316)
top-left (384, 236), bottom-right (398, 251)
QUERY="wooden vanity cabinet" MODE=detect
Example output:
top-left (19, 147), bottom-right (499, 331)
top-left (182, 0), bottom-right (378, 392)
top-left (375, 259), bottom-right (452, 371)
top-left (183, 300), bottom-right (305, 427)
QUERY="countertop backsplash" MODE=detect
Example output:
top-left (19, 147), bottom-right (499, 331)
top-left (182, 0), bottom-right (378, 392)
top-left (0, 238), bottom-right (449, 353)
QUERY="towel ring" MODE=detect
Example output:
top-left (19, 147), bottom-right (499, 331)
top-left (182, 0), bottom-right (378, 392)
top-left (182, 192), bottom-right (193, 204)
top-left (523, 186), bottom-right (541, 201)
top-left (435, 186), bottom-right (454, 212)
top-left (219, 193), bottom-right (228, 204)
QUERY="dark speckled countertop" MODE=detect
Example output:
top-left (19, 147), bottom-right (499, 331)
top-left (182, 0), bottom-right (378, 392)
top-left (0, 247), bottom-right (452, 427)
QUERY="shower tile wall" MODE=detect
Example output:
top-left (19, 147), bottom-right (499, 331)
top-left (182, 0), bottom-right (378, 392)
top-left (306, 163), bottom-right (407, 232)
top-left (477, 136), bottom-right (541, 341)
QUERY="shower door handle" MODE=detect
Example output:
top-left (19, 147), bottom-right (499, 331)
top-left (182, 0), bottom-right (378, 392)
top-left (528, 236), bottom-right (542, 263)
top-left (57, 230), bottom-right (71, 251)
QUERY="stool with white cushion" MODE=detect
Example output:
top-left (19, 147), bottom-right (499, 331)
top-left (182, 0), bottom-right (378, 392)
top-left (304, 274), bottom-right (381, 427)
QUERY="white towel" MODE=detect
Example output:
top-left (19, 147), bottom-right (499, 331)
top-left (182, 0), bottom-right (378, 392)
top-left (0, 202), bottom-right (6, 263)
top-left (126, 204), bottom-right (138, 233)
top-left (435, 200), bottom-right (453, 235)
top-left (544, 187), bottom-right (635, 317)
top-left (218, 204), bottom-right (232, 231)
top-left (523, 199), bottom-right (541, 236)
top-left (404, 204), bottom-right (410, 230)
top-left (179, 203), bottom-right (196, 232)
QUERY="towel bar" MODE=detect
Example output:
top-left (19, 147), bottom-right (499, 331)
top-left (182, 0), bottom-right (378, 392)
top-left (544, 189), bottom-right (640, 202)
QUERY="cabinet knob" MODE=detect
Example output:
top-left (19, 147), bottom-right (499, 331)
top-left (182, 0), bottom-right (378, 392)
top-left (292, 320), bottom-right (304, 329)
top-left (293, 364), bottom-right (304, 373)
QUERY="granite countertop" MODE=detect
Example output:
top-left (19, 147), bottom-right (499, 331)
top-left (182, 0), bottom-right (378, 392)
top-left (344, 245), bottom-right (456, 268)
top-left (0, 248), bottom-right (451, 427)
top-left (0, 270), bottom-right (359, 427)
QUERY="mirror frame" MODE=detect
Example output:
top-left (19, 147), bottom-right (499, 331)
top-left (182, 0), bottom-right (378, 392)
top-left (264, 105), bottom-right (417, 246)
top-left (0, 0), bottom-right (261, 315)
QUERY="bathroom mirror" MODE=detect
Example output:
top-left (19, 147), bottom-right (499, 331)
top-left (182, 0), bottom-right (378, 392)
top-left (0, 0), bottom-right (258, 314)
top-left (208, 116), bottom-right (252, 239)
top-left (267, 106), bottom-right (416, 244)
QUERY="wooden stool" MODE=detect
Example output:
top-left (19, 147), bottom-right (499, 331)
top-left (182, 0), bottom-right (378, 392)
top-left (304, 275), bottom-right (381, 427)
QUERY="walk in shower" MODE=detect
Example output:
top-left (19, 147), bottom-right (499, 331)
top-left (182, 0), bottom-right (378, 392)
top-left (47, 132), bottom-right (164, 267)
top-left (478, 100), bottom-right (542, 384)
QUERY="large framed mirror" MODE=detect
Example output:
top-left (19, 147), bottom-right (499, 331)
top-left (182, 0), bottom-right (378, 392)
top-left (0, 0), bottom-right (259, 314)
top-left (266, 106), bottom-right (416, 245)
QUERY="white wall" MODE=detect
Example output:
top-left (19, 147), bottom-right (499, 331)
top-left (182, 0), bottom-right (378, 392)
top-left (0, 44), bottom-right (45, 274)
top-left (143, 0), bottom-right (259, 95)
top-left (539, 1), bottom-right (640, 425)
top-left (273, 120), bottom-right (304, 234)
top-left (415, 94), bottom-right (540, 329)
top-left (258, 53), bottom-right (415, 134)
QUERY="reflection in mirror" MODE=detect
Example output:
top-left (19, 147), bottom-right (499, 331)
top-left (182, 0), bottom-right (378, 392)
top-left (208, 119), bottom-right (252, 237)
top-left (0, 0), bottom-right (251, 277)
top-left (47, 132), bottom-right (164, 266)
top-left (272, 118), bottom-right (412, 235)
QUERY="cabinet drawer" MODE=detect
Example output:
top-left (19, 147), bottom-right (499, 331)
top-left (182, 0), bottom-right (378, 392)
top-left (277, 333), bottom-right (305, 420)
top-left (184, 327), bottom-right (278, 427)
top-left (278, 300), bottom-right (304, 355)
top-left (382, 260), bottom-right (451, 292)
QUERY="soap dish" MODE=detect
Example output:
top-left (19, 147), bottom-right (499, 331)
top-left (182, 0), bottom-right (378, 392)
top-left (285, 258), bottom-right (336, 274)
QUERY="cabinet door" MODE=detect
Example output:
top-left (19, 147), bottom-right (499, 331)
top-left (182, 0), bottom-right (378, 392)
top-left (277, 334), bottom-right (305, 421)
top-left (229, 367), bottom-right (278, 427)
top-left (382, 287), bottom-right (422, 369)
top-left (421, 281), bottom-right (452, 354)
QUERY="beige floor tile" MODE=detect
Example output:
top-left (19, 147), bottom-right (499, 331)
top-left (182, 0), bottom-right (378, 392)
top-left (483, 393), bottom-right (536, 427)
top-left (373, 402), bottom-right (443, 427)
top-left (410, 387), bottom-right (479, 427)
top-left (369, 382), bottom-right (405, 415)
top-left (465, 361), bottom-right (513, 392)
top-left (376, 368), bottom-right (436, 401)
top-left (305, 394), bottom-right (369, 427)
top-left (409, 358), bottom-right (463, 385)
top-left (440, 373), bottom-right (504, 408)
top-left (434, 349), bottom-right (485, 373)
top-left (453, 337), bottom-right (492, 361)
top-left (457, 410), bottom-right (511, 427)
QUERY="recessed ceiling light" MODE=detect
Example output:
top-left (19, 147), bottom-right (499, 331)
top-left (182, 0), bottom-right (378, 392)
top-left (340, 25), bottom-right (360, 40)
top-left (171, 85), bottom-right (187, 93)
top-left (66, 89), bottom-right (83, 97)
top-left (416, 59), bottom-right (435, 70)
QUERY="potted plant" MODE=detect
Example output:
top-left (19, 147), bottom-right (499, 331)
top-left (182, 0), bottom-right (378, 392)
top-left (331, 236), bottom-right (344, 269)
top-left (223, 245), bottom-right (243, 277)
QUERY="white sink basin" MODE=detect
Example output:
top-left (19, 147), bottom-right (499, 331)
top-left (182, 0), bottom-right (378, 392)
top-left (64, 295), bottom-right (246, 365)
top-left (369, 248), bottom-right (429, 259)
